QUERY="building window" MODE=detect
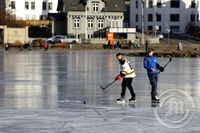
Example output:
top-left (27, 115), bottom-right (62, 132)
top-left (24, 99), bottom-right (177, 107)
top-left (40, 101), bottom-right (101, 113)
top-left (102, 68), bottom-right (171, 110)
top-left (114, 20), bottom-right (118, 28)
top-left (40, 15), bottom-right (47, 20)
top-left (170, 0), bottom-right (180, 8)
top-left (88, 19), bottom-right (94, 29)
top-left (25, 1), bottom-right (29, 10)
top-left (25, 14), bottom-right (29, 20)
top-left (136, 25), bottom-right (139, 31)
top-left (158, 26), bottom-right (161, 32)
top-left (42, 15), bottom-right (47, 20)
top-left (156, 14), bottom-right (161, 22)
top-left (170, 14), bottom-right (180, 22)
top-left (110, 20), bottom-right (119, 28)
top-left (170, 26), bottom-right (179, 32)
top-left (136, 1), bottom-right (138, 8)
top-left (191, 14), bottom-right (195, 22)
top-left (73, 18), bottom-right (80, 28)
top-left (48, 2), bottom-right (53, 10)
top-left (31, 2), bottom-right (35, 10)
top-left (32, 15), bottom-right (36, 20)
top-left (93, 2), bottom-right (99, 12)
top-left (148, 14), bottom-right (153, 22)
top-left (10, 1), bottom-right (15, 9)
top-left (149, 0), bottom-right (153, 8)
top-left (136, 14), bottom-right (138, 22)
top-left (43, 2), bottom-right (47, 10)
top-left (148, 25), bottom-right (153, 31)
top-left (197, 14), bottom-right (199, 22)
top-left (191, 0), bottom-right (196, 8)
top-left (157, 0), bottom-right (162, 8)
top-left (98, 19), bottom-right (104, 29)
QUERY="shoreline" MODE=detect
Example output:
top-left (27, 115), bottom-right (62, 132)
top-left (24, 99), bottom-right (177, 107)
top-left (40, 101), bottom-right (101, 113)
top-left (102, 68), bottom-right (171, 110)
top-left (127, 51), bottom-right (200, 58)
top-left (3, 43), bottom-right (200, 58)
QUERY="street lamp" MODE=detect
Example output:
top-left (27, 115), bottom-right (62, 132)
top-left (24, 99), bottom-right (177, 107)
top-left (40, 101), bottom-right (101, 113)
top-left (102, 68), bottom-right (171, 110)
top-left (141, 0), bottom-right (145, 45)
top-left (162, 4), bottom-right (166, 33)
top-left (166, 28), bottom-right (170, 44)
top-left (154, 2), bottom-right (157, 37)
top-left (85, 6), bottom-right (88, 39)
top-left (84, 0), bottom-right (88, 39)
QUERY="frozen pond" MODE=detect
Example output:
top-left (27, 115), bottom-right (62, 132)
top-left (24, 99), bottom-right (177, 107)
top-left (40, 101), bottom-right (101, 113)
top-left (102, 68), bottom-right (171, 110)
top-left (0, 49), bottom-right (199, 132)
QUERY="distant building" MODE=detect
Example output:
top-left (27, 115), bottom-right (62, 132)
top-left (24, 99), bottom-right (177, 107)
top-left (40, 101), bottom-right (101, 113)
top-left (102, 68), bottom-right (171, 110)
top-left (48, 12), bottom-right (66, 35)
top-left (2, 0), bottom-right (58, 20)
top-left (56, 0), bottom-right (126, 39)
top-left (124, 0), bottom-right (131, 27)
top-left (130, 0), bottom-right (200, 34)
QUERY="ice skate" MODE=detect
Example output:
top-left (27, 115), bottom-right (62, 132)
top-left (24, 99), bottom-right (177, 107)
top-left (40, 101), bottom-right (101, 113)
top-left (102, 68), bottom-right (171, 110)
top-left (151, 95), bottom-right (160, 107)
top-left (116, 97), bottom-right (125, 104)
top-left (129, 97), bottom-right (136, 104)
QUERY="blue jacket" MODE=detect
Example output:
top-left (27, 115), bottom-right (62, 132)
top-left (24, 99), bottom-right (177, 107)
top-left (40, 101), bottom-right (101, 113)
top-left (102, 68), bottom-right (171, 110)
top-left (143, 55), bottom-right (159, 73)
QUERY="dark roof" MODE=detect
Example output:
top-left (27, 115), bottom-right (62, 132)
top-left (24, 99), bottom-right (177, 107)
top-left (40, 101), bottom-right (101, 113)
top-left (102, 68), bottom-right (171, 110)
top-left (103, 0), bottom-right (126, 12)
top-left (47, 13), bottom-right (66, 21)
top-left (58, 0), bottom-right (126, 12)
top-left (63, 0), bottom-right (85, 11)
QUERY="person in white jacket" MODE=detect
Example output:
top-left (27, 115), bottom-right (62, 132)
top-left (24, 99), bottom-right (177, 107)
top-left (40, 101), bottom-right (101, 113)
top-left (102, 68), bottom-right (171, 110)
top-left (115, 53), bottom-right (136, 103)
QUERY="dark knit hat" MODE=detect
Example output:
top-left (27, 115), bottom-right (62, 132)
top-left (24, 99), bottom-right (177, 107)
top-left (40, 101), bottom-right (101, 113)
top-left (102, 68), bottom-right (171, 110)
top-left (147, 48), bottom-right (154, 53)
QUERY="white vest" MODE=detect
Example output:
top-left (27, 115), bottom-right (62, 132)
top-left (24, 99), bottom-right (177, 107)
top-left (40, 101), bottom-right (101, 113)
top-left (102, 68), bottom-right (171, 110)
top-left (120, 59), bottom-right (136, 78)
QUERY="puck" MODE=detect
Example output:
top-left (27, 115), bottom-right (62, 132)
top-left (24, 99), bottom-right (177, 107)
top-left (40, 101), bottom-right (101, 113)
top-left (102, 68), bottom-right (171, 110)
top-left (83, 101), bottom-right (86, 104)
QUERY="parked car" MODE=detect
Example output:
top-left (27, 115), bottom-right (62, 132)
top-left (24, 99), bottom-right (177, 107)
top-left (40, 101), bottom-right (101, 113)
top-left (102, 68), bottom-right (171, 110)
top-left (156, 33), bottom-right (164, 39)
top-left (46, 35), bottom-right (79, 44)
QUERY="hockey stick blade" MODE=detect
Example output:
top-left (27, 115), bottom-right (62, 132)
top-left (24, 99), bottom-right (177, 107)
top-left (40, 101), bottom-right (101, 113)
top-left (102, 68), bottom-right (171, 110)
top-left (164, 57), bottom-right (172, 68)
top-left (158, 57), bottom-right (172, 74)
top-left (100, 85), bottom-right (106, 90)
top-left (100, 80), bottom-right (116, 90)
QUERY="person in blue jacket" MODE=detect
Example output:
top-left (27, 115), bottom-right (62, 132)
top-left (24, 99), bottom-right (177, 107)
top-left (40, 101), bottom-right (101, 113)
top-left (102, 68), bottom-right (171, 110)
top-left (143, 48), bottom-right (164, 102)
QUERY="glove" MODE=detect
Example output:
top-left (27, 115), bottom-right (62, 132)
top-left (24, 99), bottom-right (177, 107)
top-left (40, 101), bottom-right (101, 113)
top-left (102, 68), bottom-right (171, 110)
top-left (158, 66), bottom-right (164, 72)
top-left (115, 74), bottom-right (122, 81)
top-left (160, 66), bottom-right (164, 72)
top-left (156, 64), bottom-right (164, 72)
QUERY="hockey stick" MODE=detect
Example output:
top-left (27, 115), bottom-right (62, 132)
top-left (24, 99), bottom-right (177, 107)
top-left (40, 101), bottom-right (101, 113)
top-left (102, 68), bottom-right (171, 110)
top-left (100, 80), bottom-right (116, 90)
top-left (158, 57), bottom-right (172, 74)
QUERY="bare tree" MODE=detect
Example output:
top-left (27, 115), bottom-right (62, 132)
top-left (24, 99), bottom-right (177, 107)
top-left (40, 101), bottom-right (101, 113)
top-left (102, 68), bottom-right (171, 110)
top-left (0, 0), bottom-right (26, 27)
top-left (0, 0), bottom-right (6, 25)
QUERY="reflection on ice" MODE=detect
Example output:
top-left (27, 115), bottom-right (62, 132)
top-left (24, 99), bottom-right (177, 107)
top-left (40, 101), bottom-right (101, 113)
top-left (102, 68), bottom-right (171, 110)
top-left (0, 50), bottom-right (199, 109)
top-left (0, 50), bottom-right (200, 132)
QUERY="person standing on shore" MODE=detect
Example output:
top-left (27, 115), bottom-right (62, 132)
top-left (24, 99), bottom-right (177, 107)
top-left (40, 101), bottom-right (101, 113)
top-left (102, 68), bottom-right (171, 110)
top-left (143, 48), bottom-right (164, 103)
top-left (115, 53), bottom-right (136, 104)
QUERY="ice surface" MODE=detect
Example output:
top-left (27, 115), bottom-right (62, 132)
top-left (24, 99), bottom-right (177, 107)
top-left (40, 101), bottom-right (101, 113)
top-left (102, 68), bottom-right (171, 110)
top-left (0, 49), bottom-right (199, 132)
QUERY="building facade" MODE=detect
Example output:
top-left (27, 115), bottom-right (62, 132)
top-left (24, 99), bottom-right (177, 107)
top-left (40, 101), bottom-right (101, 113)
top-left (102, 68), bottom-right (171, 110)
top-left (124, 0), bottom-right (131, 27)
top-left (57, 0), bottom-right (126, 39)
top-left (4, 0), bottom-right (58, 20)
top-left (130, 0), bottom-right (200, 34)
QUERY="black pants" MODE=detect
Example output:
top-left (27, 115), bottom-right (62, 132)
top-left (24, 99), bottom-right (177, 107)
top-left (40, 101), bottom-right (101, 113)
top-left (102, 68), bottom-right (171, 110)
top-left (121, 78), bottom-right (135, 98)
top-left (147, 73), bottom-right (158, 98)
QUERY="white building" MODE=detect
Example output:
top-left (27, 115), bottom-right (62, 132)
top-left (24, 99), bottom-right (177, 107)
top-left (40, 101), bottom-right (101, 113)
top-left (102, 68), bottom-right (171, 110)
top-left (53, 0), bottom-right (126, 39)
top-left (5, 0), bottom-right (58, 20)
top-left (130, 0), bottom-right (200, 34)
